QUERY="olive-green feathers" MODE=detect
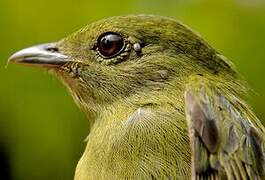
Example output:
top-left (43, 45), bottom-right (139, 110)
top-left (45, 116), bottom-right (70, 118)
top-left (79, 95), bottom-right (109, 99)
top-left (10, 15), bottom-right (265, 180)
top-left (185, 75), bottom-right (265, 180)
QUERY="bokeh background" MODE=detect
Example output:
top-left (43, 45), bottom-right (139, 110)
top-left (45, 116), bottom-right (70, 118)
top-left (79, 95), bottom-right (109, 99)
top-left (0, 0), bottom-right (265, 179)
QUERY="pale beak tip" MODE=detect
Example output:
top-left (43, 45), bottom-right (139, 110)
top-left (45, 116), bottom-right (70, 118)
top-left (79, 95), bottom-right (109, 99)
top-left (8, 52), bottom-right (22, 64)
top-left (6, 51), bottom-right (23, 69)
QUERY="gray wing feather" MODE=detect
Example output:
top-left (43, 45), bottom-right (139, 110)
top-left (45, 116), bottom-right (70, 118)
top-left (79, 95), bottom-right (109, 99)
top-left (185, 78), bottom-right (265, 180)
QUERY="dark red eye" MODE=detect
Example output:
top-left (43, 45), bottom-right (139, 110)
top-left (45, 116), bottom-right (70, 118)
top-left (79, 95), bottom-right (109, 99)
top-left (97, 32), bottom-right (125, 58)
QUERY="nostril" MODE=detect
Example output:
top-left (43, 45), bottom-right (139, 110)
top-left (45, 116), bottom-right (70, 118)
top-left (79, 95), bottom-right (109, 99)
top-left (46, 47), bottom-right (59, 53)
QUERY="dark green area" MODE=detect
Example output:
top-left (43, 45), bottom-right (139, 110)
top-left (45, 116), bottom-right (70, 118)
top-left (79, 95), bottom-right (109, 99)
top-left (0, 0), bottom-right (264, 179)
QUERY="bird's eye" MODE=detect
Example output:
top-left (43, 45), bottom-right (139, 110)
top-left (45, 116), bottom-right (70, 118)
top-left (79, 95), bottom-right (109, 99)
top-left (97, 32), bottom-right (125, 59)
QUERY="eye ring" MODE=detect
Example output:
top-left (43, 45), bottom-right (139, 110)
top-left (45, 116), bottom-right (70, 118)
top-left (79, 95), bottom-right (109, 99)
top-left (96, 32), bottom-right (125, 59)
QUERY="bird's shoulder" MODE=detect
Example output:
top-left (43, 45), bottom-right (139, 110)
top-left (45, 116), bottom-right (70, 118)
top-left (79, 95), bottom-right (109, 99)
top-left (185, 74), bottom-right (265, 180)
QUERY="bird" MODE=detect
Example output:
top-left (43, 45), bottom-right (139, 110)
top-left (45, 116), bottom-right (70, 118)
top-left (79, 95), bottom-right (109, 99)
top-left (8, 15), bottom-right (265, 180)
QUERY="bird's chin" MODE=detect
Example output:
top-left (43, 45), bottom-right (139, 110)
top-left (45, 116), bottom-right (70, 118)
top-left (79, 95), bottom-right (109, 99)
top-left (55, 72), bottom-right (99, 121)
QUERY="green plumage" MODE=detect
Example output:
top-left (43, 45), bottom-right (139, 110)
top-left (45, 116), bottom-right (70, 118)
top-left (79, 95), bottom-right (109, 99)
top-left (9, 15), bottom-right (265, 179)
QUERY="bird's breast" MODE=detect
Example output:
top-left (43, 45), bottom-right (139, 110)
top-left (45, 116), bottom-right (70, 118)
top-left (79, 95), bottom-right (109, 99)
top-left (75, 104), bottom-right (191, 179)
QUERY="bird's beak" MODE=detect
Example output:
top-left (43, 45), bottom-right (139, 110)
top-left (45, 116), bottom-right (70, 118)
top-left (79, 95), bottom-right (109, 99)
top-left (8, 43), bottom-right (69, 68)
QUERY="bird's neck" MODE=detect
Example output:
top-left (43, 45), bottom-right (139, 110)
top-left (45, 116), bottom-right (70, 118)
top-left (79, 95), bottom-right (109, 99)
top-left (74, 87), bottom-right (190, 179)
top-left (82, 81), bottom-right (186, 126)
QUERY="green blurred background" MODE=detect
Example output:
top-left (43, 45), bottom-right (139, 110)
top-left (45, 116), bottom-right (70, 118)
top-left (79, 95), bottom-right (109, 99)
top-left (0, 0), bottom-right (265, 179)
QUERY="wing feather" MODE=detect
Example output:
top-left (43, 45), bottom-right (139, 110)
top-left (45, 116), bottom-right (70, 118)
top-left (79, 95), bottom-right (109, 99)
top-left (184, 75), bottom-right (265, 180)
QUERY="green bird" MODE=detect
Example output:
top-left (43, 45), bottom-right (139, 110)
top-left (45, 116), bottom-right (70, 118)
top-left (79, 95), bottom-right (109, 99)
top-left (8, 15), bottom-right (265, 180)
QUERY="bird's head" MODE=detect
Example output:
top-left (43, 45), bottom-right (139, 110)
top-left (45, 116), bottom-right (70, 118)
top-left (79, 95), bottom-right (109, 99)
top-left (8, 15), bottom-right (234, 121)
